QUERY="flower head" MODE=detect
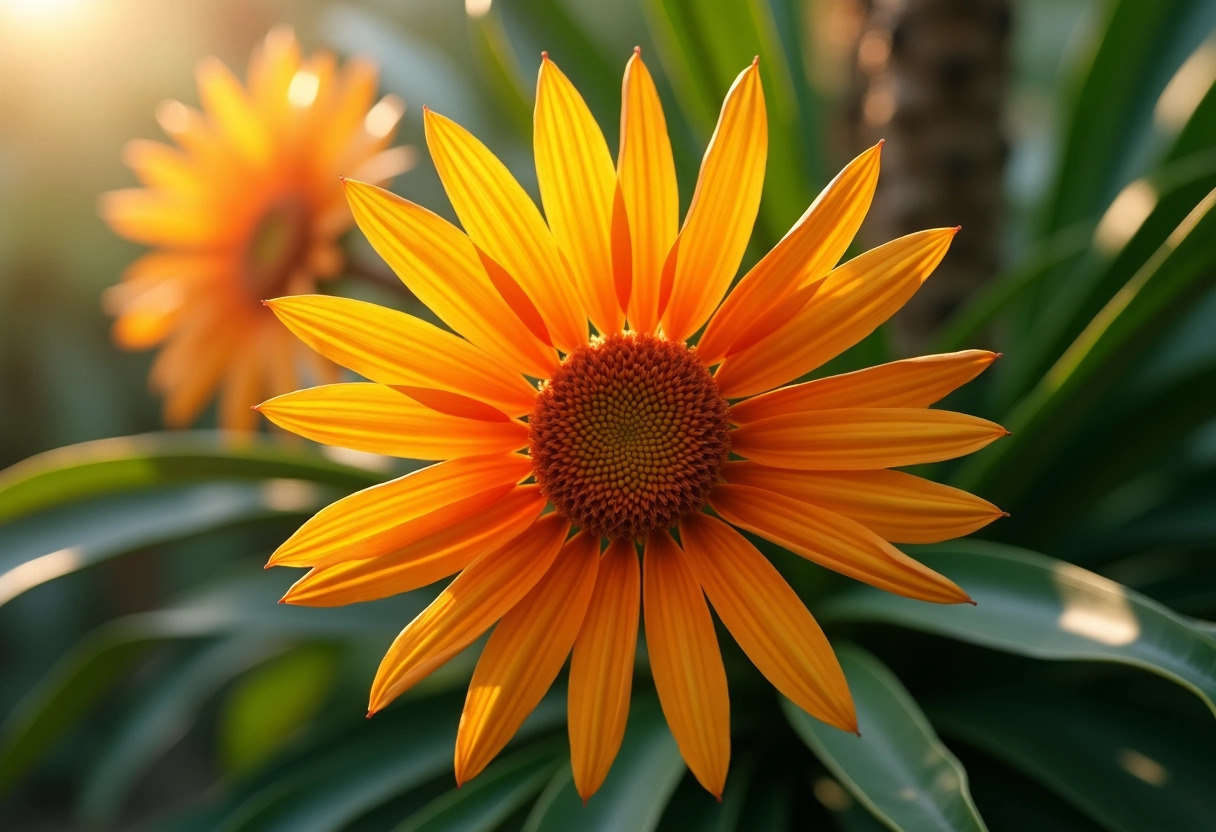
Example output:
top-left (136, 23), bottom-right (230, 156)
top-left (102, 27), bottom-right (412, 429)
top-left (259, 50), bottom-right (1007, 799)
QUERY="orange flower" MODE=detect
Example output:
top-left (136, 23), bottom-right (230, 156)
top-left (102, 27), bottom-right (412, 430)
top-left (259, 50), bottom-right (1007, 799)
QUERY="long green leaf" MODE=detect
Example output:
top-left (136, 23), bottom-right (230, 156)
top-left (783, 645), bottom-right (987, 832)
top-left (956, 185), bottom-right (1216, 503)
top-left (931, 688), bottom-right (1216, 832)
top-left (0, 481), bottom-right (330, 607)
top-left (0, 432), bottom-right (382, 524)
top-left (396, 743), bottom-right (563, 832)
top-left (524, 699), bottom-right (684, 832)
top-left (820, 541), bottom-right (1216, 718)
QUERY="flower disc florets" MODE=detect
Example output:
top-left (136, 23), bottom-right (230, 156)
top-left (529, 332), bottom-right (730, 539)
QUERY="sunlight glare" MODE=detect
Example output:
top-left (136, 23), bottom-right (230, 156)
top-left (1055, 563), bottom-right (1140, 646)
top-left (364, 95), bottom-right (405, 138)
top-left (288, 69), bottom-right (321, 108)
top-left (3, 0), bottom-right (90, 23)
top-left (0, 548), bottom-right (82, 606)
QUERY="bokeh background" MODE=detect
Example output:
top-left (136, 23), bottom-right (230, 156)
top-left (2, 0), bottom-right (1215, 830)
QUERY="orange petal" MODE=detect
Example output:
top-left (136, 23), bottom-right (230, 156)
top-left (618, 49), bottom-right (679, 333)
top-left (256, 383), bottom-right (529, 459)
top-left (343, 179), bottom-right (557, 378)
top-left (535, 56), bottom-right (621, 336)
top-left (100, 189), bottom-right (235, 248)
top-left (724, 462), bottom-right (1004, 544)
top-left (643, 531), bottom-right (729, 797)
top-left (455, 531), bottom-right (600, 784)
top-left (569, 538), bottom-right (640, 800)
top-left (368, 513), bottom-right (570, 713)
top-left (731, 407), bottom-right (1008, 470)
top-left (266, 295), bottom-right (537, 417)
top-left (423, 108), bottom-right (587, 352)
top-left (282, 485), bottom-right (545, 607)
top-left (679, 513), bottom-right (856, 731)
top-left (269, 454), bottom-right (533, 568)
top-left (730, 350), bottom-right (998, 424)
top-left (218, 344), bottom-right (264, 432)
top-left (710, 483), bottom-right (970, 603)
top-left (195, 55), bottom-right (272, 167)
top-left (716, 228), bottom-right (957, 398)
top-left (698, 143), bottom-right (883, 364)
top-left (660, 61), bottom-right (767, 344)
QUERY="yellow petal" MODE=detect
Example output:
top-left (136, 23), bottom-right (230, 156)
top-left (569, 538), bottom-right (640, 800)
top-left (619, 49), bottom-right (679, 333)
top-left (724, 462), bottom-right (1005, 544)
top-left (679, 513), bottom-right (856, 731)
top-left (269, 454), bottom-right (533, 568)
top-left (368, 513), bottom-right (570, 713)
top-left (423, 108), bottom-right (587, 352)
top-left (100, 189), bottom-right (235, 248)
top-left (256, 383), bottom-right (529, 459)
top-left (730, 350), bottom-right (999, 424)
top-left (343, 179), bottom-right (557, 379)
top-left (266, 295), bottom-right (537, 417)
top-left (535, 56), bottom-right (622, 336)
top-left (710, 483), bottom-right (970, 604)
top-left (660, 60), bottom-right (767, 344)
top-left (195, 56), bottom-right (272, 167)
top-left (643, 531), bottom-right (729, 797)
top-left (282, 485), bottom-right (545, 607)
top-left (731, 407), bottom-right (1008, 470)
top-left (697, 143), bottom-right (883, 364)
top-left (716, 228), bottom-right (957, 398)
top-left (455, 531), bottom-right (600, 784)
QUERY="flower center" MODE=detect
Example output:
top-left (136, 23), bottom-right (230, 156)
top-left (242, 196), bottom-right (311, 299)
top-left (529, 332), bottom-right (730, 539)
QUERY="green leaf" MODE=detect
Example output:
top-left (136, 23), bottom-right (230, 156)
top-left (218, 644), bottom-right (341, 776)
top-left (218, 694), bottom-right (565, 832)
top-left (957, 185), bottom-right (1216, 504)
top-left (0, 481), bottom-right (330, 607)
top-left (78, 636), bottom-right (288, 824)
top-left (1040, 0), bottom-right (1216, 233)
top-left (524, 698), bottom-right (684, 832)
top-left (783, 645), bottom-right (987, 832)
top-left (0, 572), bottom-right (420, 792)
top-left (395, 743), bottom-right (563, 832)
top-left (0, 432), bottom-right (382, 524)
top-left (1160, 38), bottom-right (1216, 166)
top-left (931, 687), bottom-right (1216, 832)
top-left (820, 541), bottom-right (1216, 718)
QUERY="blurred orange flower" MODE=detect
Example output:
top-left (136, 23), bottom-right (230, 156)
top-left (102, 27), bottom-right (412, 430)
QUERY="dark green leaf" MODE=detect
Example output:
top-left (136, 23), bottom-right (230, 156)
top-left (931, 687), bottom-right (1216, 832)
top-left (820, 541), bottom-right (1216, 718)
top-left (0, 432), bottom-right (381, 524)
top-left (783, 645), bottom-right (987, 832)
top-left (524, 698), bottom-right (683, 832)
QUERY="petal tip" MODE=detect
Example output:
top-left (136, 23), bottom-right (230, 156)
top-left (633, 45), bottom-right (641, 55)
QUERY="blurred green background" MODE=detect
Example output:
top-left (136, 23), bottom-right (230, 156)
top-left (2, 0), bottom-right (1215, 830)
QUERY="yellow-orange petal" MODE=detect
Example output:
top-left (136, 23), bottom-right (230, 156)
top-left (282, 485), bottom-right (545, 607)
top-left (265, 295), bottom-right (537, 417)
top-left (368, 513), bottom-right (570, 713)
top-left (697, 142), bottom-right (883, 364)
top-left (619, 49), bottom-right (679, 333)
top-left (660, 61), bottom-right (766, 344)
top-left (716, 228), bottom-right (957, 398)
top-left (256, 383), bottom-right (529, 459)
top-left (100, 189), bottom-right (234, 248)
top-left (195, 55), bottom-right (272, 167)
top-left (423, 108), bottom-right (587, 352)
top-left (268, 454), bottom-right (533, 568)
top-left (724, 462), bottom-right (1005, 544)
top-left (730, 350), bottom-right (998, 424)
top-left (218, 348), bottom-right (263, 432)
top-left (569, 538), bottom-right (640, 800)
top-left (710, 483), bottom-right (970, 604)
top-left (455, 531), bottom-right (600, 784)
top-left (643, 531), bottom-right (729, 797)
top-left (731, 407), bottom-right (1008, 470)
top-left (343, 179), bottom-right (557, 379)
top-left (679, 513), bottom-right (856, 731)
top-left (535, 56), bottom-right (621, 336)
